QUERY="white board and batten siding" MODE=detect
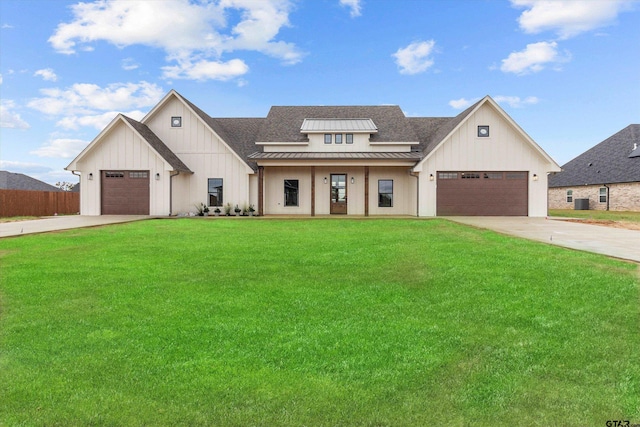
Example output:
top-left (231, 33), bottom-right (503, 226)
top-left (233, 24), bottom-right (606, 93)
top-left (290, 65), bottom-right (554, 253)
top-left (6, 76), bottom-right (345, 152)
top-left (144, 96), bottom-right (254, 215)
top-left (417, 102), bottom-right (558, 217)
top-left (76, 120), bottom-right (171, 215)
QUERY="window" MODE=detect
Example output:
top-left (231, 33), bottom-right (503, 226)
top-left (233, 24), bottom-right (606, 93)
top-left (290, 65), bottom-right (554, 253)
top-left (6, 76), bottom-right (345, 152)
top-left (378, 180), bottom-right (393, 207)
top-left (483, 172), bottom-right (502, 179)
top-left (477, 125), bottom-right (489, 137)
top-left (129, 172), bottom-right (148, 179)
top-left (461, 172), bottom-right (480, 179)
top-left (105, 172), bottom-right (124, 178)
top-left (346, 133), bottom-right (353, 144)
top-left (599, 187), bottom-right (607, 203)
top-left (324, 134), bottom-right (332, 144)
top-left (208, 178), bottom-right (223, 206)
top-left (171, 116), bottom-right (182, 127)
top-left (284, 180), bottom-right (299, 206)
top-left (335, 134), bottom-right (343, 144)
top-left (438, 172), bottom-right (458, 180)
top-left (566, 190), bottom-right (573, 203)
top-left (506, 172), bottom-right (527, 180)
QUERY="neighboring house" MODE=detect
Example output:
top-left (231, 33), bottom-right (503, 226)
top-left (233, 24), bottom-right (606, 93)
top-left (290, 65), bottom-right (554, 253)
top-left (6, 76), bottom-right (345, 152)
top-left (0, 171), bottom-right (61, 192)
top-left (66, 90), bottom-right (560, 217)
top-left (549, 124), bottom-right (640, 211)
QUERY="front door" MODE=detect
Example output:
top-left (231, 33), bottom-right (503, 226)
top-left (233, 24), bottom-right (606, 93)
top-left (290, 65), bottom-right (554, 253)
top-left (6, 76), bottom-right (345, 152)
top-left (330, 174), bottom-right (347, 214)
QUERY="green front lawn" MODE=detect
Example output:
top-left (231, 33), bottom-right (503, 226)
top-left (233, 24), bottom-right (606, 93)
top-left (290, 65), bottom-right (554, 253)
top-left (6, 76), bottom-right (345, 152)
top-left (550, 209), bottom-right (640, 224)
top-left (1, 219), bottom-right (638, 426)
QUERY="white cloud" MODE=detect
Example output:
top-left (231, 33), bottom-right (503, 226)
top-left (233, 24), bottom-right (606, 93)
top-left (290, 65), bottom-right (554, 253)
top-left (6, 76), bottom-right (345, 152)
top-left (34, 68), bottom-right (58, 82)
top-left (340, 0), bottom-right (362, 17)
top-left (1, 24), bottom-right (13, 29)
top-left (30, 138), bottom-right (89, 159)
top-left (511, 0), bottom-right (636, 39)
top-left (500, 41), bottom-right (569, 75)
top-left (48, 0), bottom-right (302, 81)
top-left (27, 81), bottom-right (163, 116)
top-left (29, 138), bottom-right (88, 159)
top-left (0, 160), bottom-right (53, 174)
top-left (0, 73), bottom-right (3, 85)
top-left (56, 110), bottom-right (146, 130)
top-left (161, 58), bottom-right (249, 81)
top-left (392, 40), bottom-right (437, 75)
top-left (0, 100), bottom-right (30, 129)
top-left (493, 95), bottom-right (539, 108)
top-left (448, 98), bottom-right (480, 110)
top-left (121, 58), bottom-right (139, 71)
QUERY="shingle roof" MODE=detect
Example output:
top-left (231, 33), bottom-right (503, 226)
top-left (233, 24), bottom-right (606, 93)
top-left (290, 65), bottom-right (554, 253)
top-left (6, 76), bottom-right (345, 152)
top-left (121, 115), bottom-right (192, 173)
top-left (549, 124), bottom-right (640, 187)
top-left (257, 106), bottom-right (420, 143)
top-left (176, 92), bottom-right (264, 171)
top-left (0, 171), bottom-right (61, 191)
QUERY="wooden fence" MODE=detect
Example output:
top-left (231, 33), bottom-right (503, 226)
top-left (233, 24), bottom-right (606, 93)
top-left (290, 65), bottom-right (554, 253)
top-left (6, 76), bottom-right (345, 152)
top-left (0, 189), bottom-right (80, 217)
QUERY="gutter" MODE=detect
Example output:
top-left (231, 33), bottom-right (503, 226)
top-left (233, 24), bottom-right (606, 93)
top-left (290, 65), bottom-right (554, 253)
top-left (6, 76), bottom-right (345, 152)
top-left (603, 183), bottom-right (610, 211)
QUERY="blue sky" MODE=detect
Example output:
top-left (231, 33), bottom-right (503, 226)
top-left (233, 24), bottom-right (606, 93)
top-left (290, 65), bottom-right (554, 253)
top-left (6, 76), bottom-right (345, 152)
top-left (1, 0), bottom-right (638, 185)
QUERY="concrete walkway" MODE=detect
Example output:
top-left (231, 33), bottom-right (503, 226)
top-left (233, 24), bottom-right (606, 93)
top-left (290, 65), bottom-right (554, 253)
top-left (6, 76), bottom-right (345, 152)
top-left (0, 215), bottom-right (152, 238)
top-left (446, 216), bottom-right (640, 263)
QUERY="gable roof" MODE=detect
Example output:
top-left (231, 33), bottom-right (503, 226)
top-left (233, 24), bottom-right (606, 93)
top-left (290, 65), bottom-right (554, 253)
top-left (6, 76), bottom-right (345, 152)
top-left (66, 114), bottom-right (192, 173)
top-left (0, 171), bottom-right (61, 191)
top-left (413, 96), bottom-right (560, 171)
top-left (256, 105), bottom-right (420, 144)
top-left (121, 116), bottom-right (192, 173)
top-left (549, 124), bottom-right (640, 187)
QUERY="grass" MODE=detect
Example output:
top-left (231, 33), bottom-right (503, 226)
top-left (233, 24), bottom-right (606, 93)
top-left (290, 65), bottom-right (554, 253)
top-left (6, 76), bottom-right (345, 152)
top-left (1, 219), bottom-right (639, 426)
top-left (550, 209), bottom-right (640, 224)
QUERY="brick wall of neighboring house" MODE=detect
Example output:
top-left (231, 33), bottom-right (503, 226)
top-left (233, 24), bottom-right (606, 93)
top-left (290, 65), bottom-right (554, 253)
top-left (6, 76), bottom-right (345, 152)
top-left (548, 182), bottom-right (640, 211)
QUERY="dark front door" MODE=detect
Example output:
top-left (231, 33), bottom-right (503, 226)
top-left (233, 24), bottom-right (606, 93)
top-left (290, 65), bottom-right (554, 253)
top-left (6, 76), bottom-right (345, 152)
top-left (330, 174), bottom-right (347, 214)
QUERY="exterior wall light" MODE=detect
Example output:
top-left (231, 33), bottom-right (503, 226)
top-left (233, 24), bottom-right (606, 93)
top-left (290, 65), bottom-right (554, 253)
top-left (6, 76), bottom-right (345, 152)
top-left (533, 174), bottom-right (538, 181)
top-left (88, 173), bottom-right (93, 180)
top-left (323, 177), bottom-right (327, 184)
top-left (155, 173), bottom-right (161, 180)
top-left (429, 173), bottom-right (434, 181)
top-left (351, 177), bottom-right (355, 184)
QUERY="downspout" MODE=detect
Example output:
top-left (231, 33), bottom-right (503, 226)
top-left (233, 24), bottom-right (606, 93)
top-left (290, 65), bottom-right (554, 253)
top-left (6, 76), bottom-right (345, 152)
top-left (71, 171), bottom-right (81, 214)
top-left (604, 183), bottom-right (610, 211)
top-left (410, 169), bottom-right (420, 217)
top-left (169, 171), bottom-right (180, 216)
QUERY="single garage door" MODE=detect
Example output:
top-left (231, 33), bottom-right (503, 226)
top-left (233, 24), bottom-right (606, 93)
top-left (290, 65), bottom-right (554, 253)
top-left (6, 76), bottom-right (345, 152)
top-left (101, 170), bottom-right (150, 215)
top-left (437, 171), bottom-right (528, 216)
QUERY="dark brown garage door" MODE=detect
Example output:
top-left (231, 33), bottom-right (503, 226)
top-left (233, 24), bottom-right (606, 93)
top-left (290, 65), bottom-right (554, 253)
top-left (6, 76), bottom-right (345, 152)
top-left (101, 170), bottom-right (150, 215)
top-left (437, 171), bottom-right (528, 216)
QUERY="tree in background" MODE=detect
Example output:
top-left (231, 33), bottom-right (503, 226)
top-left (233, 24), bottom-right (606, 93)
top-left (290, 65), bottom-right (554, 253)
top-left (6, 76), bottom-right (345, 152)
top-left (55, 181), bottom-right (76, 191)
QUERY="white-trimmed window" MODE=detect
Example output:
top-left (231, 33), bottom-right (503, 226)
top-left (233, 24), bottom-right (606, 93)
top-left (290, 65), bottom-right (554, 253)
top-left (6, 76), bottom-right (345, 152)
top-left (285, 180), bottom-right (299, 206)
top-left (566, 190), bottom-right (573, 203)
top-left (324, 134), bottom-right (332, 144)
top-left (378, 180), bottom-right (393, 207)
top-left (599, 187), bottom-right (607, 203)
top-left (346, 133), bottom-right (353, 144)
top-left (208, 178), bottom-right (223, 206)
top-left (335, 134), bottom-right (343, 144)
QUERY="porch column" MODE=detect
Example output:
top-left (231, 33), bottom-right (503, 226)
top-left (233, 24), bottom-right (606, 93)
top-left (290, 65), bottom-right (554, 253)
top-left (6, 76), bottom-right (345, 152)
top-left (258, 166), bottom-right (264, 216)
top-left (311, 166), bottom-right (316, 216)
top-left (364, 166), bottom-right (369, 216)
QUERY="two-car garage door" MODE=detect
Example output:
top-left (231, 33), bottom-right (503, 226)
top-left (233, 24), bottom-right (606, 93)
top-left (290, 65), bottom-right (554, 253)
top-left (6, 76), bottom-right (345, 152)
top-left (436, 171), bottom-right (528, 216)
top-left (101, 170), bottom-right (150, 215)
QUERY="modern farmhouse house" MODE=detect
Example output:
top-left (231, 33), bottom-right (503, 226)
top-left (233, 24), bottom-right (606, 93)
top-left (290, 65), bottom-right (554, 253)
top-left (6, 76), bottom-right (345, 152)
top-left (66, 90), bottom-right (560, 217)
top-left (549, 124), bottom-right (640, 211)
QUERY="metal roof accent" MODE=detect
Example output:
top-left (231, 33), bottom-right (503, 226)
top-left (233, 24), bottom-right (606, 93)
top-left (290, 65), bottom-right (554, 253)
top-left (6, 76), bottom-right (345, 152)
top-left (300, 118), bottom-right (378, 133)
top-left (248, 152), bottom-right (421, 160)
top-left (629, 143), bottom-right (640, 158)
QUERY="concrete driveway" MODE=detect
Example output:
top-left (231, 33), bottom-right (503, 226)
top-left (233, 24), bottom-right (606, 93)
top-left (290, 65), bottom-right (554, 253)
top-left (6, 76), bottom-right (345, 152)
top-left (0, 215), bottom-right (152, 238)
top-left (447, 216), bottom-right (640, 263)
